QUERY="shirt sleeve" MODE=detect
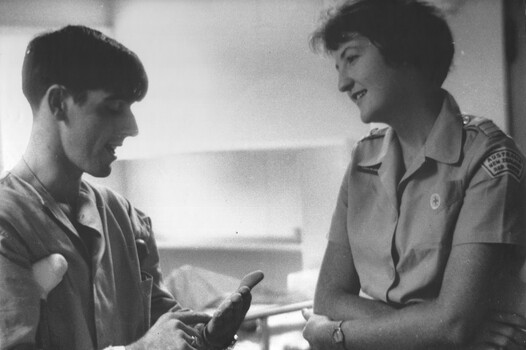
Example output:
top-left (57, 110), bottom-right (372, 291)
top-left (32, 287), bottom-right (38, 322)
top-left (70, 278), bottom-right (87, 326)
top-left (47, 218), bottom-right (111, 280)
top-left (327, 159), bottom-right (354, 247)
top-left (0, 231), bottom-right (41, 348)
top-left (452, 142), bottom-right (526, 247)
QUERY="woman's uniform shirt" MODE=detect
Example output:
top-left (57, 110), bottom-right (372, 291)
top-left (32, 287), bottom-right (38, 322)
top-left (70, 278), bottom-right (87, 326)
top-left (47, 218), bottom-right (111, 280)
top-left (328, 91), bottom-right (526, 306)
top-left (0, 162), bottom-right (180, 350)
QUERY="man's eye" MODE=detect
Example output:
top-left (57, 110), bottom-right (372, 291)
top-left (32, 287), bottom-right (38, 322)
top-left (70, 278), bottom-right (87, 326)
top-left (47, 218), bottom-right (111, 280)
top-left (106, 101), bottom-right (125, 113)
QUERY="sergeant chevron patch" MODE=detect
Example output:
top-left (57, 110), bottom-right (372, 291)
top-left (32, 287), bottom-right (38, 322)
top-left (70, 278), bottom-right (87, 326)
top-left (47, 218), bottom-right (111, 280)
top-left (482, 147), bottom-right (524, 182)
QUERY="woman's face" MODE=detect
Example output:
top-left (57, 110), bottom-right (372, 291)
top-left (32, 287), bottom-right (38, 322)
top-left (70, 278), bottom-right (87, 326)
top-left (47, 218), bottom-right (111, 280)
top-left (332, 34), bottom-right (415, 125)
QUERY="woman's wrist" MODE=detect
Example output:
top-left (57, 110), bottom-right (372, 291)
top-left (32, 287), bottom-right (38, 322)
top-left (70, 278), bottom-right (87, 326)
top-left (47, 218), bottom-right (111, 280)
top-left (328, 320), bottom-right (348, 350)
top-left (320, 321), bottom-right (348, 350)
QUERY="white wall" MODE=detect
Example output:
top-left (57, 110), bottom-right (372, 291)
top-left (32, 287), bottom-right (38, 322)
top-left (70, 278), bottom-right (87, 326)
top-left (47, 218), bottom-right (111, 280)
top-left (118, 150), bottom-right (304, 245)
top-left (0, 0), bottom-right (111, 27)
top-left (87, 143), bottom-right (352, 270)
top-left (113, 0), bottom-right (368, 159)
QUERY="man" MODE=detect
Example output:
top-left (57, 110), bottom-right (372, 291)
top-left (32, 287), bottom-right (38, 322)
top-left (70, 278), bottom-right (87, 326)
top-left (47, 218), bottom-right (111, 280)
top-left (0, 25), bottom-right (252, 350)
top-left (302, 0), bottom-right (526, 349)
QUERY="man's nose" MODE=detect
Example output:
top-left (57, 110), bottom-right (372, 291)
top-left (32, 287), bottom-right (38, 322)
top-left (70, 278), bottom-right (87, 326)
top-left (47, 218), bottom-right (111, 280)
top-left (122, 111), bottom-right (139, 138)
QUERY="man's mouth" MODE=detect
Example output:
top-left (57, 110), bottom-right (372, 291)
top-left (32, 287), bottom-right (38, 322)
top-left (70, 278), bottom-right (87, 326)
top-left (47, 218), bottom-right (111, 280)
top-left (105, 142), bottom-right (122, 156)
top-left (105, 145), bottom-right (116, 155)
top-left (351, 89), bottom-right (367, 102)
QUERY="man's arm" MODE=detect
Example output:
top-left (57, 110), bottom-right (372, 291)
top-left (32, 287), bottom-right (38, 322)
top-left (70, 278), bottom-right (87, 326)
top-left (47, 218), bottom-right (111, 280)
top-left (305, 242), bottom-right (507, 349)
top-left (131, 209), bottom-right (182, 322)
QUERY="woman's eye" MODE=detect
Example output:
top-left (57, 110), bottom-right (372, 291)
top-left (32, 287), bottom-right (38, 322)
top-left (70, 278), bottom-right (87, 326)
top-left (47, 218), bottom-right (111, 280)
top-left (347, 55), bottom-right (358, 64)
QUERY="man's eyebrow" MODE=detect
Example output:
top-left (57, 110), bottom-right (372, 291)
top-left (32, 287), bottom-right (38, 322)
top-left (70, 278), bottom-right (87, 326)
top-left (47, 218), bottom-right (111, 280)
top-left (104, 93), bottom-right (128, 101)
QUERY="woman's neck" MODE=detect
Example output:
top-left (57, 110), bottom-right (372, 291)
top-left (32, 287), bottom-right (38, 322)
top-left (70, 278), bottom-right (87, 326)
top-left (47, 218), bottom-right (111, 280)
top-left (389, 89), bottom-right (444, 170)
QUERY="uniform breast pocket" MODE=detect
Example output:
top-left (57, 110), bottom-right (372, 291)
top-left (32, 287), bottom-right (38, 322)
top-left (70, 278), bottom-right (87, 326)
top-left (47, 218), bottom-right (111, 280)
top-left (139, 271), bottom-right (153, 330)
top-left (416, 180), bottom-right (465, 248)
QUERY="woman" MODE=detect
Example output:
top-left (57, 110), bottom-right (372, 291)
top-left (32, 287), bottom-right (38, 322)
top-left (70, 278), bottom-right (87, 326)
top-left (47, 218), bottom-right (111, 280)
top-left (302, 0), bottom-right (526, 349)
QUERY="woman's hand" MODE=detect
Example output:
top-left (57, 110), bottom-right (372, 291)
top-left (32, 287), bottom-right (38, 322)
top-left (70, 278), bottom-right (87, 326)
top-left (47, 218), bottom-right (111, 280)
top-left (469, 311), bottom-right (526, 350)
top-left (302, 308), bottom-right (336, 350)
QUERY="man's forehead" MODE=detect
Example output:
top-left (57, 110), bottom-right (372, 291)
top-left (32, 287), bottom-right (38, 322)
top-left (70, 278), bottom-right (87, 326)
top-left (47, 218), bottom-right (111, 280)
top-left (86, 89), bottom-right (129, 101)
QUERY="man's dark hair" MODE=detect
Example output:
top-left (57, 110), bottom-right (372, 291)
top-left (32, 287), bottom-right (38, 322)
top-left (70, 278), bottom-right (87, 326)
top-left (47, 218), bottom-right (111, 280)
top-left (22, 25), bottom-right (148, 108)
top-left (310, 0), bottom-right (454, 86)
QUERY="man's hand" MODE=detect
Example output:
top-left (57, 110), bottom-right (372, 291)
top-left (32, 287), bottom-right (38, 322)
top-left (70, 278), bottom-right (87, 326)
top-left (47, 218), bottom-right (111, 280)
top-left (469, 311), bottom-right (526, 350)
top-left (302, 308), bottom-right (335, 350)
top-left (202, 270), bottom-right (264, 348)
top-left (126, 310), bottom-right (211, 350)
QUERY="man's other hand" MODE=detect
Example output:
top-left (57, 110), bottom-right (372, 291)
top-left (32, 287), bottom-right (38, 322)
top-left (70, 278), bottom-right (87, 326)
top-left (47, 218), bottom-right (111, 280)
top-left (126, 310), bottom-right (210, 350)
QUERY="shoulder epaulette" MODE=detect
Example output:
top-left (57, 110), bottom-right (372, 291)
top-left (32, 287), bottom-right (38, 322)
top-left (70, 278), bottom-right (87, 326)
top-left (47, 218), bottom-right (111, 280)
top-left (360, 127), bottom-right (387, 142)
top-left (462, 114), bottom-right (505, 137)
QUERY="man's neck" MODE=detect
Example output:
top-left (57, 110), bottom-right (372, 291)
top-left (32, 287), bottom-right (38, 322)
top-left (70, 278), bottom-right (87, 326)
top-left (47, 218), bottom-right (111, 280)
top-left (17, 152), bottom-right (82, 207)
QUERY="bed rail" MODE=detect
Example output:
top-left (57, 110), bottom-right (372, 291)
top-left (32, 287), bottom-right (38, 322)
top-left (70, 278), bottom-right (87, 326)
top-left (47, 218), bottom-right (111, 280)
top-left (244, 300), bottom-right (313, 321)
top-left (243, 300), bottom-right (313, 350)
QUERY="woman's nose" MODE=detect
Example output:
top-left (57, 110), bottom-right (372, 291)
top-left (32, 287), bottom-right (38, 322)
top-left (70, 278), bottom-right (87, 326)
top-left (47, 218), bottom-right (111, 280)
top-left (338, 69), bottom-right (354, 93)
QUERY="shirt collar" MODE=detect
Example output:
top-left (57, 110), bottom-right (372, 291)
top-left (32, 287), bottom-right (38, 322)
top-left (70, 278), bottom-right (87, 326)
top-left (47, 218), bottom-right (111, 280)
top-left (423, 91), bottom-right (463, 164)
top-left (358, 90), bottom-right (463, 167)
top-left (10, 160), bottom-right (104, 235)
top-left (11, 159), bottom-right (60, 209)
top-left (357, 128), bottom-right (395, 168)
top-left (77, 181), bottom-right (104, 234)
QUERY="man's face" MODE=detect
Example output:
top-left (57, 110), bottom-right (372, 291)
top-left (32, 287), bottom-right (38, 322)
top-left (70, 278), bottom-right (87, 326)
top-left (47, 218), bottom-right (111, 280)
top-left (58, 89), bottom-right (138, 177)
top-left (332, 34), bottom-right (413, 125)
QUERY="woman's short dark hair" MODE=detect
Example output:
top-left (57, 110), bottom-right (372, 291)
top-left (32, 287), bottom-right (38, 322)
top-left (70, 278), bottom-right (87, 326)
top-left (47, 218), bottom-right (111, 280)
top-left (22, 25), bottom-right (148, 108)
top-left (310, 0), bottom-right (454, 86)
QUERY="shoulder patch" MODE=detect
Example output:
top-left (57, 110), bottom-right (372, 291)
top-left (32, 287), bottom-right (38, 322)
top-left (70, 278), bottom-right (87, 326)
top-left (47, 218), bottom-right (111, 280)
top-left (482, 147), bottom-right (524, 182)
top-left (463, 115), bottom-right (505, 137)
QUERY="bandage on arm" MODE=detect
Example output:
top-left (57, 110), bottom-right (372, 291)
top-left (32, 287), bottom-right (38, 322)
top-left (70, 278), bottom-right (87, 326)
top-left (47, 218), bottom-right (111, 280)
top-left (32, 254), bottom-right (68, 300)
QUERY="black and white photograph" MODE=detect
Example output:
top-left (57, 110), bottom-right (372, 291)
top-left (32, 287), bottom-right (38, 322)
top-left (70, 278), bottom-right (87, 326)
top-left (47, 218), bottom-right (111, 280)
top-left (0, 0), bottom-right (525, 349)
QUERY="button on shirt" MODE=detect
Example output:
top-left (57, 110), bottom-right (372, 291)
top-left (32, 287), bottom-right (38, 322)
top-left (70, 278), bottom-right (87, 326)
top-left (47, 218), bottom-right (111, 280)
top-left (0, 164), bottom-right (180, 349)
top-left (328, 91), bottom-right (526, 306)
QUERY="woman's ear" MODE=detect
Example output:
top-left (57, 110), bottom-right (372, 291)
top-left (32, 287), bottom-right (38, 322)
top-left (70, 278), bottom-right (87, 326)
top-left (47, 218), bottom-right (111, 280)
top-left (47, 85), bottom-right (68, 120)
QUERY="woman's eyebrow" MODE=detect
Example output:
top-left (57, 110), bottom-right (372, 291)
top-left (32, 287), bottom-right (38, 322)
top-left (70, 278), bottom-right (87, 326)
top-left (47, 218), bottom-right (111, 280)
top-left (339, 42), bottom-right (364, 60)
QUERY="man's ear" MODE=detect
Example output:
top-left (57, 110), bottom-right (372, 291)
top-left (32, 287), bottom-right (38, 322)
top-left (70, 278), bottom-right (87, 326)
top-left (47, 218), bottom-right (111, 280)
top-left (47, 85), bottom-right (68, 119)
